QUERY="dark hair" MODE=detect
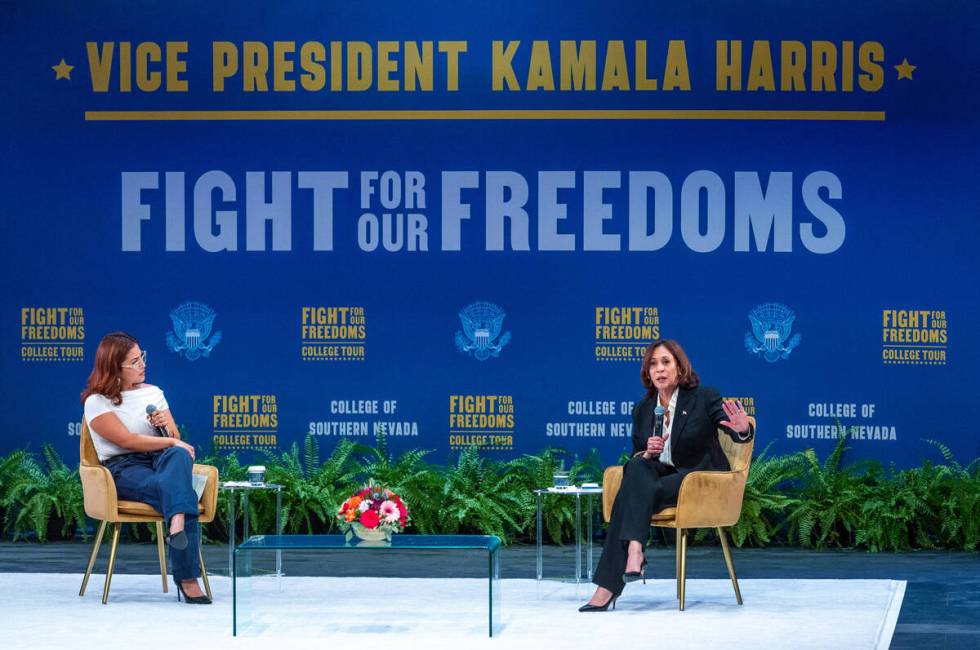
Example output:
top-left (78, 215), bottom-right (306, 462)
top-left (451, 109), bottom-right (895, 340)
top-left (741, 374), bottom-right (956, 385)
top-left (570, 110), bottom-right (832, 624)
top-left (81, 332), bottom-right (139, 406)
top-left (640, 338), bottom-right (700, 397)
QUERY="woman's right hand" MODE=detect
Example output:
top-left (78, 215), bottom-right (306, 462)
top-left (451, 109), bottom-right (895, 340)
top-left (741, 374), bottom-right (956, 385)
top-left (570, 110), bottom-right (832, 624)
top-left (643, 433), bottom-right (670, 459)
top-left (171, 438), bottom-right (195, 460)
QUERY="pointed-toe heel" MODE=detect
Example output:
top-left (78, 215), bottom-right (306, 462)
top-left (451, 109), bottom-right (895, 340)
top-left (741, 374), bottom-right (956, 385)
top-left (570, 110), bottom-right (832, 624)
top-left (579, 595), bottom-right (617, 612)
top-left (175, 581), bottom-right (212, 605)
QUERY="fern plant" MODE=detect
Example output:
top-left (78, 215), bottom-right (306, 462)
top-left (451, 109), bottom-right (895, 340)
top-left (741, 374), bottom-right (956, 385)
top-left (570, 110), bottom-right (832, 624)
top-left (1, 445), bottom-right (87, 541)
top-left (352, 428), bottom-right (438, 532)
top-left (728, 444), bottom-right (805, 547)
top-left (258, 435), bottom-right (362, 535)
top-left (924, 439), bottom-right (980, 550)
top-left (855, 461), bottom-right (940, 551)
top-left (785, 430), bottom-right (870, 548)
top-left (435, 446), bottom-right (527, 542)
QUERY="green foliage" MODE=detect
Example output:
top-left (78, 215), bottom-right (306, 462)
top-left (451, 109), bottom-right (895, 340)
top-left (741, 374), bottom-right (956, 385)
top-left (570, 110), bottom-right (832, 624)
top-left (1, 445), bottom-right (87, 541)
top-left (855, 461), bottom-right (939, 551)
top-left (258, 436), bottom-right (363, 535)
top-left (923, 440), bottom-right (980, 551)
top-left (0, 430), bottom-right (978, 550)
top-left (353, 429), bottom-right (438, 532)
top-left (785, 430), bottom-right (869, 548)
top-left (433, 446), bottom-right (525, 543)
top-left (728, 444), bottom-right (805, 547)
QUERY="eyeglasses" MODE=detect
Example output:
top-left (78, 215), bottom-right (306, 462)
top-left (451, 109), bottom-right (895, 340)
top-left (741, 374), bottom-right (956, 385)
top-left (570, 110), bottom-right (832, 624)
top-left (121, 350), bottom-right (147, 370)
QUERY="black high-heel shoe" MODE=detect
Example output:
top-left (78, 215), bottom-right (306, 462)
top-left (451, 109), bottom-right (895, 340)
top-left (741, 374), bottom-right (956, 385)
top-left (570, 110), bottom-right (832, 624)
top-left (623, 558), bottom-right (648, 584)
top-left (175, 580), bottom-right (212, 605)
top-left (579, 594), bottom-right (618, 612)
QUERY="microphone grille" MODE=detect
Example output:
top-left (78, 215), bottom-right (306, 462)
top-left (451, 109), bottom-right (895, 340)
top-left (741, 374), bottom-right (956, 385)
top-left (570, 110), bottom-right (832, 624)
top-left (145, 404), bottom-right (157, 415)
top-left (654, 405), bottom-right (665, 416)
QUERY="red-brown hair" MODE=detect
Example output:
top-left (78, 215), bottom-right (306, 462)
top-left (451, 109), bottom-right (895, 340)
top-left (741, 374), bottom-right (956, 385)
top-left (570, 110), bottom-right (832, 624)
top-left (81, 332), bottom-right (139, 406)
top-left (640, 338), bottom-right (700, 397)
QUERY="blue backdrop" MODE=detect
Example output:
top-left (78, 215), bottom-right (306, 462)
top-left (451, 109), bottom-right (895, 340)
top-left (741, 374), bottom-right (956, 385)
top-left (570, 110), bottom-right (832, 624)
top-left (3, 1), bottom-right (977, 468)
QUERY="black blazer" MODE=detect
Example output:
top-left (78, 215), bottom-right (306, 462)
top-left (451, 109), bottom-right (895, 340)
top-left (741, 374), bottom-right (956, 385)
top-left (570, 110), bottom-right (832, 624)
top-left (631, 386), bottom-right (753, 472)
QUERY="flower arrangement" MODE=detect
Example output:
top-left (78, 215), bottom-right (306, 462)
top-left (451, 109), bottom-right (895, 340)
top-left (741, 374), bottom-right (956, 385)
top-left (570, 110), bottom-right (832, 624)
top-left (337, 482), bottom-right (409, 542)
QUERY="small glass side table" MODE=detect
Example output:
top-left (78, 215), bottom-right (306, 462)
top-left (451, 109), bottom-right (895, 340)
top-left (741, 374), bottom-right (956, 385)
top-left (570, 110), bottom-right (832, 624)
top-left (220, 481), bottom-right (284, 577)
top-left (534, 486), bottom-right (603, 583)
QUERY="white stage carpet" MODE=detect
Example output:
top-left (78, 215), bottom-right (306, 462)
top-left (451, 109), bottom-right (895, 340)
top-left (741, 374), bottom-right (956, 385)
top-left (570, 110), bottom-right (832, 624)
top-left (0, 573), bottom-right (904, 649)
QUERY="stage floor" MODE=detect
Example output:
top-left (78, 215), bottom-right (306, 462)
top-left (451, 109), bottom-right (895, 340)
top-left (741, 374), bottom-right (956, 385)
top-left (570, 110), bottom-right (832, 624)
top-left (1, 542), bottom-right (976, 648)
top-left (0, 573), bottom-right (904, 649)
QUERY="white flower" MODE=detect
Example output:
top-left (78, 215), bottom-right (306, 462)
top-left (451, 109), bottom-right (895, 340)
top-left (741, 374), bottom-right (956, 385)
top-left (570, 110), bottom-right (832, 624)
top-left (358, 499), bottom-right (372, 512)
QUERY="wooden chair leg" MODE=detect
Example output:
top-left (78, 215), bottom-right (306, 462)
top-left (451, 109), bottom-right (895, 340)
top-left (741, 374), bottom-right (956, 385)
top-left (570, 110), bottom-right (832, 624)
top-left (678, 528), bottom-right (688, 611)
top-left (199, 544), bottom-right (212, 601)
top-left (79, 520), bottom-right (107, 596)
top-left (155, 521), bottom-right (169, 593)
top-left (101, 523), bottom-right (122, 604)
top-left (718, 527), bottom-right (743, 605)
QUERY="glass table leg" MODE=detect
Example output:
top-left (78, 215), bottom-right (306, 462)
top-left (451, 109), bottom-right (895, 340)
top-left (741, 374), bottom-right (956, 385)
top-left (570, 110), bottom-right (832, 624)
top-left (587, 494), bottom-right (594, 580)
top-left (242, 491), bottom-right (251, 576)
top-left (232, 544), bottom-right (256, 636)
top-left (227, 489), bottom-right (235, 577)
top-left (575, 494), bottom-right (582, 583)
top-left (536, 491), bottom-right (543, 580)
top-left (488, 546), bottom-right (501, 637)
top-left (275, 488), bottom-right (283, 582)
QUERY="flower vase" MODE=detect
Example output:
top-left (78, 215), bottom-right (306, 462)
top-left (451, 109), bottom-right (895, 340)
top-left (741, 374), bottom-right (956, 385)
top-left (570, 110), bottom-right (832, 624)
top-left (351, 523), bottom-right (392, 545)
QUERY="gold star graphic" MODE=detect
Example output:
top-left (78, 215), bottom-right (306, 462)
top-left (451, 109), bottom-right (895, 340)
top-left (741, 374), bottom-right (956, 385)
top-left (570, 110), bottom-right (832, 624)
top-left (52, 58), bottom-right (74, 80)
top-left (895, 58), bottom-right (917, 80)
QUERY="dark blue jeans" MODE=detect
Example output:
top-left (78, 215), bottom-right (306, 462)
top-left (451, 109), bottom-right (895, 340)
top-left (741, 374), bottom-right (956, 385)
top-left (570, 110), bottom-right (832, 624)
top-left (106, 447), bottom-right (201, 581)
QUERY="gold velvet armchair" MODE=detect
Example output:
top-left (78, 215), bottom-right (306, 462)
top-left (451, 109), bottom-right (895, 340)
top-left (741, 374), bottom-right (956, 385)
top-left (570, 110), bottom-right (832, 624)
top-left (78, 420), bottom-right (219, 604)
top-left (601, 417), bottom-right (755, 610)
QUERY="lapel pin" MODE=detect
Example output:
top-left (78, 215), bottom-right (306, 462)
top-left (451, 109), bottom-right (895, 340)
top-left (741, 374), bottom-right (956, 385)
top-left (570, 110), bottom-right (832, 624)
top-left (682, 410), bottom-right (687, 415)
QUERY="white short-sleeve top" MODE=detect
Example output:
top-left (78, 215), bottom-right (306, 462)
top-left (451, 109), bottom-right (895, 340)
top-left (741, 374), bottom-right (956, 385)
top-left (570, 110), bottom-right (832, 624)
top-left (83, 385), bottom-right (169, 462)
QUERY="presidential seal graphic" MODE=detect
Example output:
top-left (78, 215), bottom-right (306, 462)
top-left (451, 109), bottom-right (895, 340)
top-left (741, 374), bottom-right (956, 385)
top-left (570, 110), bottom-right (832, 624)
top-left (744, 302), bottom-right (801, 363)
top-left (455, 301), bottom-right (511, 361)
top-left (166, 301), bottom-right (222, 361)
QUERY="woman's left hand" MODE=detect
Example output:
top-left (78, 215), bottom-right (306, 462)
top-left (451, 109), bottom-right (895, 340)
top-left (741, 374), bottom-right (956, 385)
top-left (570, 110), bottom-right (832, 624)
top-left (720, 399), bottom-right (750, 434)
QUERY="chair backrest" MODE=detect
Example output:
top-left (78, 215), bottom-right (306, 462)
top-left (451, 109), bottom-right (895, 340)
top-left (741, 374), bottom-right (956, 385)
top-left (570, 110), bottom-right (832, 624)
top-left (718, 415), bottom-right (756, 473)
top-left (80, 419), bottom-right (100, 467)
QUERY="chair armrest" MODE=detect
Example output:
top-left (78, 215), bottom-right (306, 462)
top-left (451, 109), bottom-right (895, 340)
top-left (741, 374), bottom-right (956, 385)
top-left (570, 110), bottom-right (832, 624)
top-left (193, 464), bottom-right (219, 523)
top-left (675, 470), bottom-right (747, 529)
top-left (601, 466), bottom-right (623, 523)
top-left (79, 463), bottom-right (118, 521)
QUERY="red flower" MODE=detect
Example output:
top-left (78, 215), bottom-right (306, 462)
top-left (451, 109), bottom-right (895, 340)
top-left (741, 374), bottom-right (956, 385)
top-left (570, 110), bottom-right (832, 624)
top-left (359, 510), bottom-right (380, 529)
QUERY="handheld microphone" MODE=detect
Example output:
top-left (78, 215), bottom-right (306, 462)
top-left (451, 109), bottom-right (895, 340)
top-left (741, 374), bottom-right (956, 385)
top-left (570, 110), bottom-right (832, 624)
top-left (145, 404), bottom-right (169, 437)
top-left (653, 404), bottom-right (665, 439)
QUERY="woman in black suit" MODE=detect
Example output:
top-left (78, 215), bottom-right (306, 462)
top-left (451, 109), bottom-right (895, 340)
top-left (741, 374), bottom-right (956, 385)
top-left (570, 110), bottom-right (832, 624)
top-left (580, 339), bottom-right (753, 611)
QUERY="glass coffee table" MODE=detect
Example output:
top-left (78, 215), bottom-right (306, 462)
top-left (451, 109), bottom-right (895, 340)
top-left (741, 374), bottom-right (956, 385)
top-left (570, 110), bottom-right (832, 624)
top-left (233, 534), bottom-right (502, 637)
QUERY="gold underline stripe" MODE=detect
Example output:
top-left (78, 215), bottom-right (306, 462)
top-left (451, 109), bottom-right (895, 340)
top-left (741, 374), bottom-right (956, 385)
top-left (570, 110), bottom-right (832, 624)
top-left (84, 109), bottom-right (886, 122)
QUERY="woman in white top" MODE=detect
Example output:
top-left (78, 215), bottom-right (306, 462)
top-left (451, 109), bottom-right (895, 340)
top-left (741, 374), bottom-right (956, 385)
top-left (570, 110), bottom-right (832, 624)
top-left (81, 331), bottom-right (210, 604)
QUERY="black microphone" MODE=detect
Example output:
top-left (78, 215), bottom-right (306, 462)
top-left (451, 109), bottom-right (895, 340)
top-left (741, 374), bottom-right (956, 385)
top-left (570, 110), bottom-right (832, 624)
top-left (653, 404), bottom-right (665, 439)
top-left (145, 404), bottom-right (169, 437)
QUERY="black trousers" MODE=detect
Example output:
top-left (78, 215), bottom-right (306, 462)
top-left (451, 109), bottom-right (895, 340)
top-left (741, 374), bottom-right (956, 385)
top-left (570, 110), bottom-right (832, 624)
top-left (593, 456), bottom-right (688, 595)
